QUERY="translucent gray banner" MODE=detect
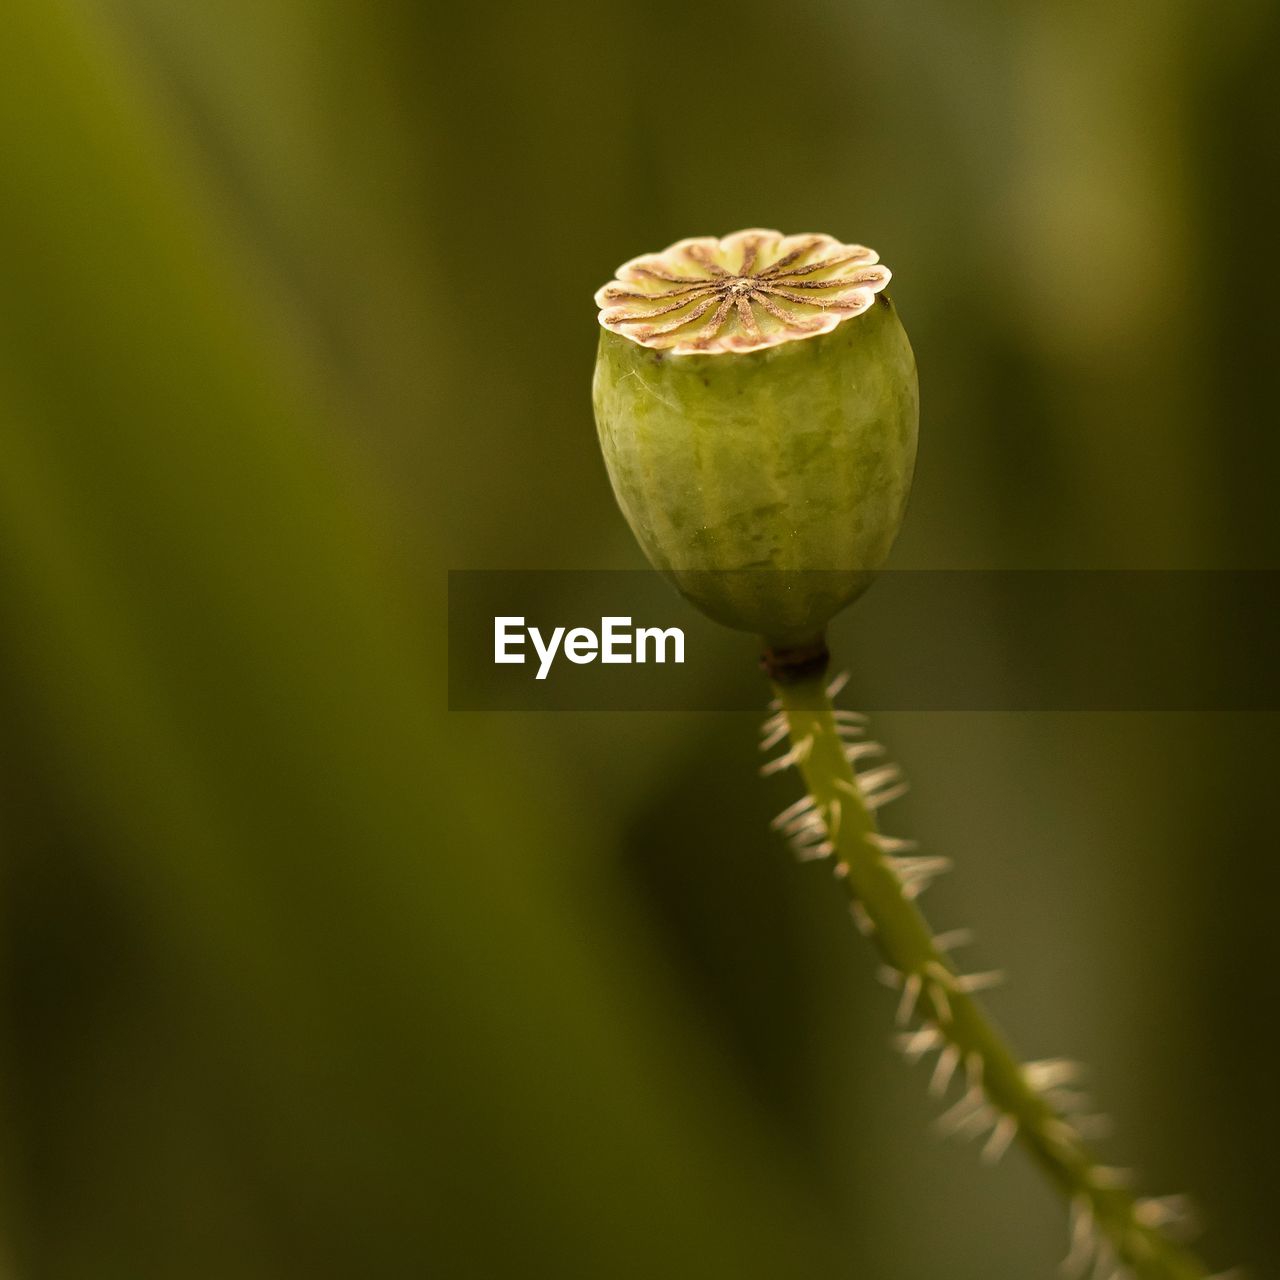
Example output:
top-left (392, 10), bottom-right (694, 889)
top-left (447, 570), bottom-right (1279, 711)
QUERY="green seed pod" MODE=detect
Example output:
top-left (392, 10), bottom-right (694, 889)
top-left (591, 229), bottom-right (918, 662)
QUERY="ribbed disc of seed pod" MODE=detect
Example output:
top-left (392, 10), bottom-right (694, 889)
top-left (592, 229), bottom-right (918, 659)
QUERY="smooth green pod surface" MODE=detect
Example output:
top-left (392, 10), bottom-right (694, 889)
top-left (591, 229), bottom-right (919, 648)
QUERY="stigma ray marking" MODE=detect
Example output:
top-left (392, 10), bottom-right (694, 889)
top-left (775, 267), bottom-right (889, 290)
top-left (767, 286), bottom-right (874, 313)
top-left (683, 243), bottom-right (729, 276)
top-left (759, 720), bottom-right (790, 752)
top-left (755, 237), bottom-right (827, 275)
top-left (736, 237), bottom-right (762, 276)
top-left (628, 264), bottom-right (703, 284)
top-left (603, 290), bottom-right (718, 324)
top-left (700, 298), bottom-right (731, 343)
top-left (599, 280), bottom-right (712, 304)
top-left (760, 247), bottom-right (877, 279)
top-left (843, 742), bottom-right (884, 764)
top-left (934, 928), bottom-right (975, 952)
top-left (751, 290), bottom-right (821, 331)
top-left (632, 294), bottom-right (720, 338)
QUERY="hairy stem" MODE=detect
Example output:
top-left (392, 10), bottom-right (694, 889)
top-left (770, 671), bottom-right (1211, 1280)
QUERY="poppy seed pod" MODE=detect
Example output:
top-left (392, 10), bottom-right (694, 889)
top-left (592, 229), bottom-right (918, 664)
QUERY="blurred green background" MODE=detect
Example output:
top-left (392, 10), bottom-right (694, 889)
top-left (1, 1), bottom-right (1276, 1276)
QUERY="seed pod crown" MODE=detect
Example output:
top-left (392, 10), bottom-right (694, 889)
top-left (594, 229), bottom-right (892, 355)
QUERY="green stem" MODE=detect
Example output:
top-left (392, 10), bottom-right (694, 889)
top-left (771, 671), bottom-right (1211, 1280)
